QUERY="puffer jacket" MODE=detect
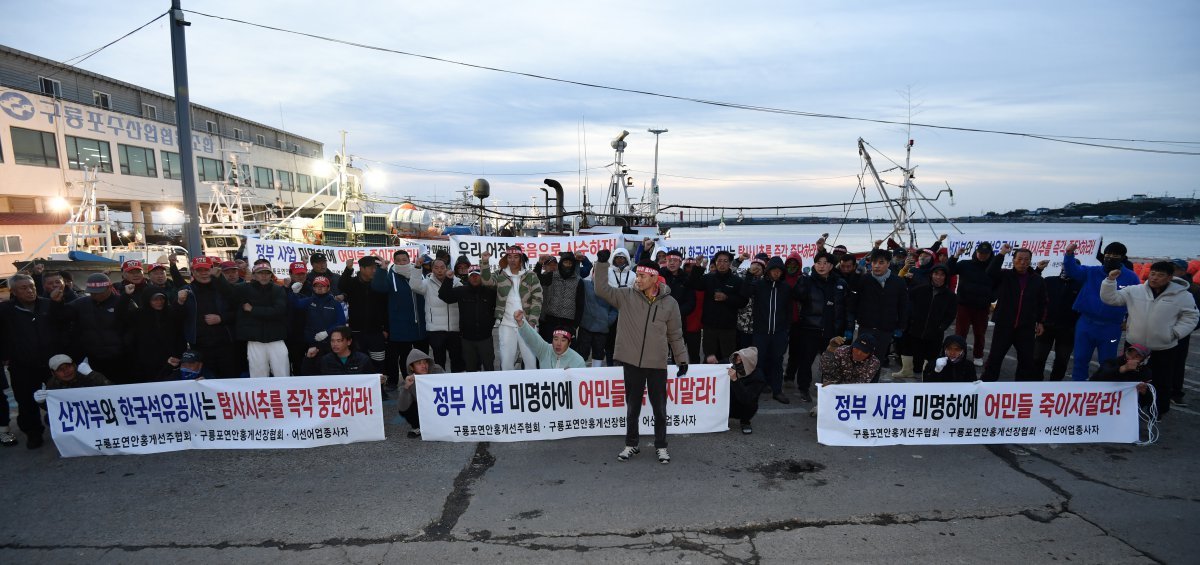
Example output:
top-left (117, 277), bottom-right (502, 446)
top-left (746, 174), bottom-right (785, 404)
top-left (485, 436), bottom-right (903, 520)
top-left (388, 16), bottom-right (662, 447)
top-left (606, 248), bottom-right (635, 288)
top-left (594, 261), bottom-right (688, 369)
top-left (1101, 277), bottom-right (1199, 350)
top-left (439, 278), bottom-right (498, 341)
top-left (794, 271), bottom-right (847, 339)
top-left (58, 293), bottom-right (124, 361)
top-left (296, 292), bottom-right (347, 345)
top-left (659, 266), bottom-right (695, 318)
top-left (234, 280), bottom-right (288, 343)
top-left (850, 271), bottom-right (908, 332)
top-left (396, 264), bottom-right (460, 332)
top-left (744, 259), bottom-right (793, 335)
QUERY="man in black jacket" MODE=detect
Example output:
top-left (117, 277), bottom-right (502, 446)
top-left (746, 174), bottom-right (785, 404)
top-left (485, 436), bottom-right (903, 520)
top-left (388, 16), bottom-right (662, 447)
top-left (54, 273), bottom-right (127, 382)
top-left (947, 241), bottom-right (996, 367)
top-left (1035, 269), bottom-right (1082, 381)
top-left (1, 273), bottom-right (66, 448)
top-left (175, 256), bottom-right (241, 378)
top-left (439, 266), bottom-right (498, 371)
top-left (789, 251), bottom-right (847, 401)
top-left (340, 256), bottom-right (388, 371)
top-left (237, 264), bottom-right (290, 377)
top-left (745, 257), bottom-right (796, 403)
top-left (849, 249), bottom-right (909, 377)
top-left (307, 326), bottom-right (379, 376)
top-left (982, 245), bottom-right (1047, 381)
top-left (904, 265), bottom-right (958, 376)
top-left (688, 250), bottom-right (747, 362)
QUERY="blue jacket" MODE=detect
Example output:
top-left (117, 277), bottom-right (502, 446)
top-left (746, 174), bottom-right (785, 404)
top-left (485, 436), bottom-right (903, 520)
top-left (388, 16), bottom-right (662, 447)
top-left (580, 279), bottom-right (617, 333)
top-left (1063, 253), bottom-right (1140, 324)
top-left (296, 293), bottom-right (347, 345)
top-left (372, 266), bottom-right (426, 342)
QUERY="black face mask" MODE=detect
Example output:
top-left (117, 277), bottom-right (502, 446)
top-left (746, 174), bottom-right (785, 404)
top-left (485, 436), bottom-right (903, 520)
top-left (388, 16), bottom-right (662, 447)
top-left (732, 361), bottom-right (746, 377)
top-left (559, 261), bottom-right (576, 278)
top-left (1103, 257), bottom-right (1125, 272)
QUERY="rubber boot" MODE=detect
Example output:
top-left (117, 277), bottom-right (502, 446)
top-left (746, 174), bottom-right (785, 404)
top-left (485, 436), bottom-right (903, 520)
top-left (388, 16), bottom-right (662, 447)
top-left (895, 355), bottom-right (915, 380)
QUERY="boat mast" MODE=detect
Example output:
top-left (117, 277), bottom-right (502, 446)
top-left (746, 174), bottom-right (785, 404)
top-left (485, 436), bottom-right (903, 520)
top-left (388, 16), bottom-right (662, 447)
top-left (648, 128), bottom-right (667, 224)
top-left (607, 130), bottom-right (629, 219)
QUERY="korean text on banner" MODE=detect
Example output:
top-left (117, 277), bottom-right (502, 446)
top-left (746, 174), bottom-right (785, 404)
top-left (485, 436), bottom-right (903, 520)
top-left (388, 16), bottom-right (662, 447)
top-left (817, 381), bottom-right (1139, 446)
top-left (449, 234), bottom-right (622, 266)
top-left (945, 233), bottom-right (1101, 276)
top-left (47, 375), bottom-right (385, 457)
top-left (244, 236), bottom-right (424, 277)
top-left (659, 237), bottom-right (823, 263)
top-left (415, 366), bottom-right (729, 442)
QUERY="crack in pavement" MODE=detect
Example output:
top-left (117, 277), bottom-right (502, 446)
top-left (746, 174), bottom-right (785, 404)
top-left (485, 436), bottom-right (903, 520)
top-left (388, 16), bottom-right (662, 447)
top-left (986, 444), bottom-right (1168, 565)
top-left (1023, 448), bottom-right (1200, 502)
top-left (415, 441), bottom-right (495, 542)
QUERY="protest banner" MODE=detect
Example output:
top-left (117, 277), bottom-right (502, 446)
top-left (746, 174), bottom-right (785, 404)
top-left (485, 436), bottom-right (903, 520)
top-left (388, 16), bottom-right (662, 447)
top-left (945, 233), bottom-right (1101, 276)
top-left (449, 233), bottom-right (622, 266)
top-left (415, 365), bottom-right (730, 442)
top-left (657, 237), bottom-right (823, 264)
top-left (816, 381), bottom-right (1139, 446)
top-left (244, 237), bottom-right (424, 276)
top-left (47, 375), bottom-right (385, 457)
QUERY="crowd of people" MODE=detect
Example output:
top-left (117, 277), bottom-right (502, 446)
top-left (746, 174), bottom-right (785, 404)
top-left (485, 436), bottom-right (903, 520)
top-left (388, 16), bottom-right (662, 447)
top-left (0, 236), bottom-right (1196, 462)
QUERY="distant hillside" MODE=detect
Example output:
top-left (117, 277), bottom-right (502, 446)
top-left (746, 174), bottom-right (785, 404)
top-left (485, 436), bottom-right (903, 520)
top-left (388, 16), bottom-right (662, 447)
top-left (994, 196), bottom-right (1199, 221)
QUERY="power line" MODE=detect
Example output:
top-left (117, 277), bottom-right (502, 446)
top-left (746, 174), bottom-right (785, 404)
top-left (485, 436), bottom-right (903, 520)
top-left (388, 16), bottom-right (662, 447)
top-left (355, 157), bottom-right (606, 177)
top-left (628, 168), bottom-right (872, 183)
top-left (44, 11), bottom-right (169, 81)
top-left (183, 9), bottom-right (1200, 156)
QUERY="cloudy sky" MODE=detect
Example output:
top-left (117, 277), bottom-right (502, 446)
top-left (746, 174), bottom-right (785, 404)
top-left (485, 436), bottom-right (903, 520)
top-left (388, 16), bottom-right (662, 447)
top-left (5, 1), bottom-right (1199, 219)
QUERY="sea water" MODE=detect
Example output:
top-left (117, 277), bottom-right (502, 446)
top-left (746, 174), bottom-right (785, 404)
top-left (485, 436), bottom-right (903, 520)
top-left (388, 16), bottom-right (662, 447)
top-left (666, 222), bottom-right (1200, 259)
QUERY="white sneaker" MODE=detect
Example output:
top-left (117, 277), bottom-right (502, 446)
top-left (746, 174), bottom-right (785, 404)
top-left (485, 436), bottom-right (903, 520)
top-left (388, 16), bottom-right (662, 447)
top-left (617, 446), bottom-right (640, 461)
top-left (973, 358), bottom-right (984, 367)
top-left (0, 431), bottom-right (16, 447)
top-left (656, 448), bottom-right (670, 464)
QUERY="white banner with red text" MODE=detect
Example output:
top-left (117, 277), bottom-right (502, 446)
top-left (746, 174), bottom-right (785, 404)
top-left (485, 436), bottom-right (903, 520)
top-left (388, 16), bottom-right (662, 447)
top-left (658, 237), bottom-right (824, 264)
top-left (448, 233), bottom-right (622, 267)
top-left (244, 236), bottom-right (426, 277)
top-left (817, 381), bottom-right (1139, 446)
top-left (47, 375), bottom-right (385, 457)
top-left (945, 233), bottom-right (1102, 276)
top-left (415, 365), bottom-right (729, 442)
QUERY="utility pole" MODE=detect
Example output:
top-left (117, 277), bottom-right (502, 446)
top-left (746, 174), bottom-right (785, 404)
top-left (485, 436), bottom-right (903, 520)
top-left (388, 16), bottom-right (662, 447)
top-left (169, 0), bottom-right (202, 257)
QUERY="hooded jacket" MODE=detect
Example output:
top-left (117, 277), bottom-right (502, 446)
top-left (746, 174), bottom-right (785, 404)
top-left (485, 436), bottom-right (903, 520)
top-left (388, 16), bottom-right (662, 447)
top-left (594, 261), bottom-right (688, 369)
top-left (1101, 276), bottom-right (1199, 350)
top-left (372, 263), bottom-right (427, 342)
top-left (606, 248), bottom-right (635, 289)
top-left (784, 252), bottom-right (805, 323)
top-left (395, 264), bottom-right (461, 332)
top-left (744, 258), bottom-right (794, 335)
top-left (729, 346), bottom-right (766, 420)
top-left (540, 254), bottom-right (585, 326)
top-left (923, 334), bottom-right (977, 383)
top-left (906, 266), bottom-right (958, 340)
top-left (1064, 253), bottom-right (1141, 324)
top-left (687, 263), bottom-right (748, 329)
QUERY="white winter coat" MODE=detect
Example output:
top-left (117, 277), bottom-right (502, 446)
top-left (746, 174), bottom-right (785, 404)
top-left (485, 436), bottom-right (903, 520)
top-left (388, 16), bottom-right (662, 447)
top-left (606, 248), bottom-right (635, 289)
top-left (1101, 277), bottom-right (1198, 351)
top-left (394, 264), bottom-right (461, 332)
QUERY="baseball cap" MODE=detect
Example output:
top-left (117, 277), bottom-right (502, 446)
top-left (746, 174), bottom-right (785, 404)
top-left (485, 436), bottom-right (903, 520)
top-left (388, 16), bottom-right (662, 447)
top-left (289, 261), bottom-right (308, 274)
top-left (467, 266), bottom-right (482, 276)
top-left (852, 335), bottom-right (877, 355)
top-left (85, 273), bottom-right (111, 293)
top-left (121, 259), bottom-right (143, 272)
top-left (975, 242), bottom-right (994, 253)
top-left (358, 256), bottom-right (381, 268)
top-left (148, 262), bottom-right (167, 271)
top-left (252, 264), bottom-right (272, 273)
top-left (219, 261), bottom-right (239, 271)
top-left (310, 252), bottom-right (328, 264)
top-left (312, 276), bottom-right (331, 287)
top-left (181, 350), bottom-right (203, 364)
top-left (48, 354), bottom-right (74, 371)
top-left (191, 256), bottom-right (214, 270)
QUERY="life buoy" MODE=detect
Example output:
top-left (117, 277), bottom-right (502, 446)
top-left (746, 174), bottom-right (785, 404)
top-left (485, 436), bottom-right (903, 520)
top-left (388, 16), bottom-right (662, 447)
top-left (303, 229), bottom-right (324, 245)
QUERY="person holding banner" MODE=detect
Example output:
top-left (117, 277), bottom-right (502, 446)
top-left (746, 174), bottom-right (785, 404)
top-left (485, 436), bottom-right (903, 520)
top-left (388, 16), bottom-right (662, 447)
top-left (820, 335), bottom-right (880, 386)
top-left (725, 347), bottom-right (765, 435)
top-left (594, 252), bottom-right (689, 465)
top-left (480, 248), bottom-right (542, 371)
top-left (401, 349), bottom-right (446, 438)
top-left (1064, 242), bottom-right (1141, 381)
top-left (513, 311), bottom-right (586, 369)
top-left (308, 326), bottom-right (378, 376)
top-left (923, 335), bottom-right (977, 383)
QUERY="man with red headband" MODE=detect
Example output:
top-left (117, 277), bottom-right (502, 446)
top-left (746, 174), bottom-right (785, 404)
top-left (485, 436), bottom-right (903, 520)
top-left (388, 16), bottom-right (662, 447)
top-left (513, 310), bottom-right (585, 369)
top-left (595, 251), bottom-right (688, 465)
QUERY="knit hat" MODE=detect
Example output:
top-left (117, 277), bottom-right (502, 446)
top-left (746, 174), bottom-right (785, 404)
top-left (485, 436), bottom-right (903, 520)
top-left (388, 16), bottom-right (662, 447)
top-left (48, 354), bottom-right (73, 371)
top-left (85, 273), bottom-right (111, 294)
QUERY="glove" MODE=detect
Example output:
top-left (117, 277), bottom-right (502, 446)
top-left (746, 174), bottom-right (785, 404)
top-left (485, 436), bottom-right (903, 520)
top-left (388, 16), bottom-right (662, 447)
top-left (34, 385), bottom-right (48, 403)
top-left (843, 330), bottom-right (854, 341)
top-left (314, 331), bottom-right (328, 342)
top-left (291, 282), bottom-right (303, 293)
top-left (893, 329), bottom-right (903, 339)
top-left (934, 357), bottom-right (948, 373)
top-left (596, 249), bottom-right (611, 263)
top-left (676, 363), bottom-right (688, 377)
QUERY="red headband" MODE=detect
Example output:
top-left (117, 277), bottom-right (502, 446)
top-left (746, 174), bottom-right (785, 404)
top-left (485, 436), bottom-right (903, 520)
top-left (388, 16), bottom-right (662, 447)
top-left (636, 265), bottom-right (659, 276)
top-left (553, 329), bottom-right (573, 340)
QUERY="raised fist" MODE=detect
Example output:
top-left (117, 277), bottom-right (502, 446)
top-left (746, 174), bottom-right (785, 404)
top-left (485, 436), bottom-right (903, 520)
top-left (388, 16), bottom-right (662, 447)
top-left (124, 284), bottom-right (136, 295)
top-left (480, 250), bottom-right (492, 263)
top-left (1064, 243), bottom-right (1077, 255)
top-left (1107, 269), bottom-right (1121, 281)
top-left (999, 243), bottom-right (1012, 255)
top-left (828, 336), bottom-right (847, 349)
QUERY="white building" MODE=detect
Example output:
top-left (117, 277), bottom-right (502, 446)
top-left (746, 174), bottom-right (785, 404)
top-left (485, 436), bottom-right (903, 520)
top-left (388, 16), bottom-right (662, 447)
top-left (0, 44), bottom-right (338, 276)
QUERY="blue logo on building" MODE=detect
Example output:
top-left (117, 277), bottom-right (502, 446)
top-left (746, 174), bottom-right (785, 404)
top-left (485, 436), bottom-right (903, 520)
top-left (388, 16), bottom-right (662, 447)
top-left (0, 91), bottom-right (36, 121)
